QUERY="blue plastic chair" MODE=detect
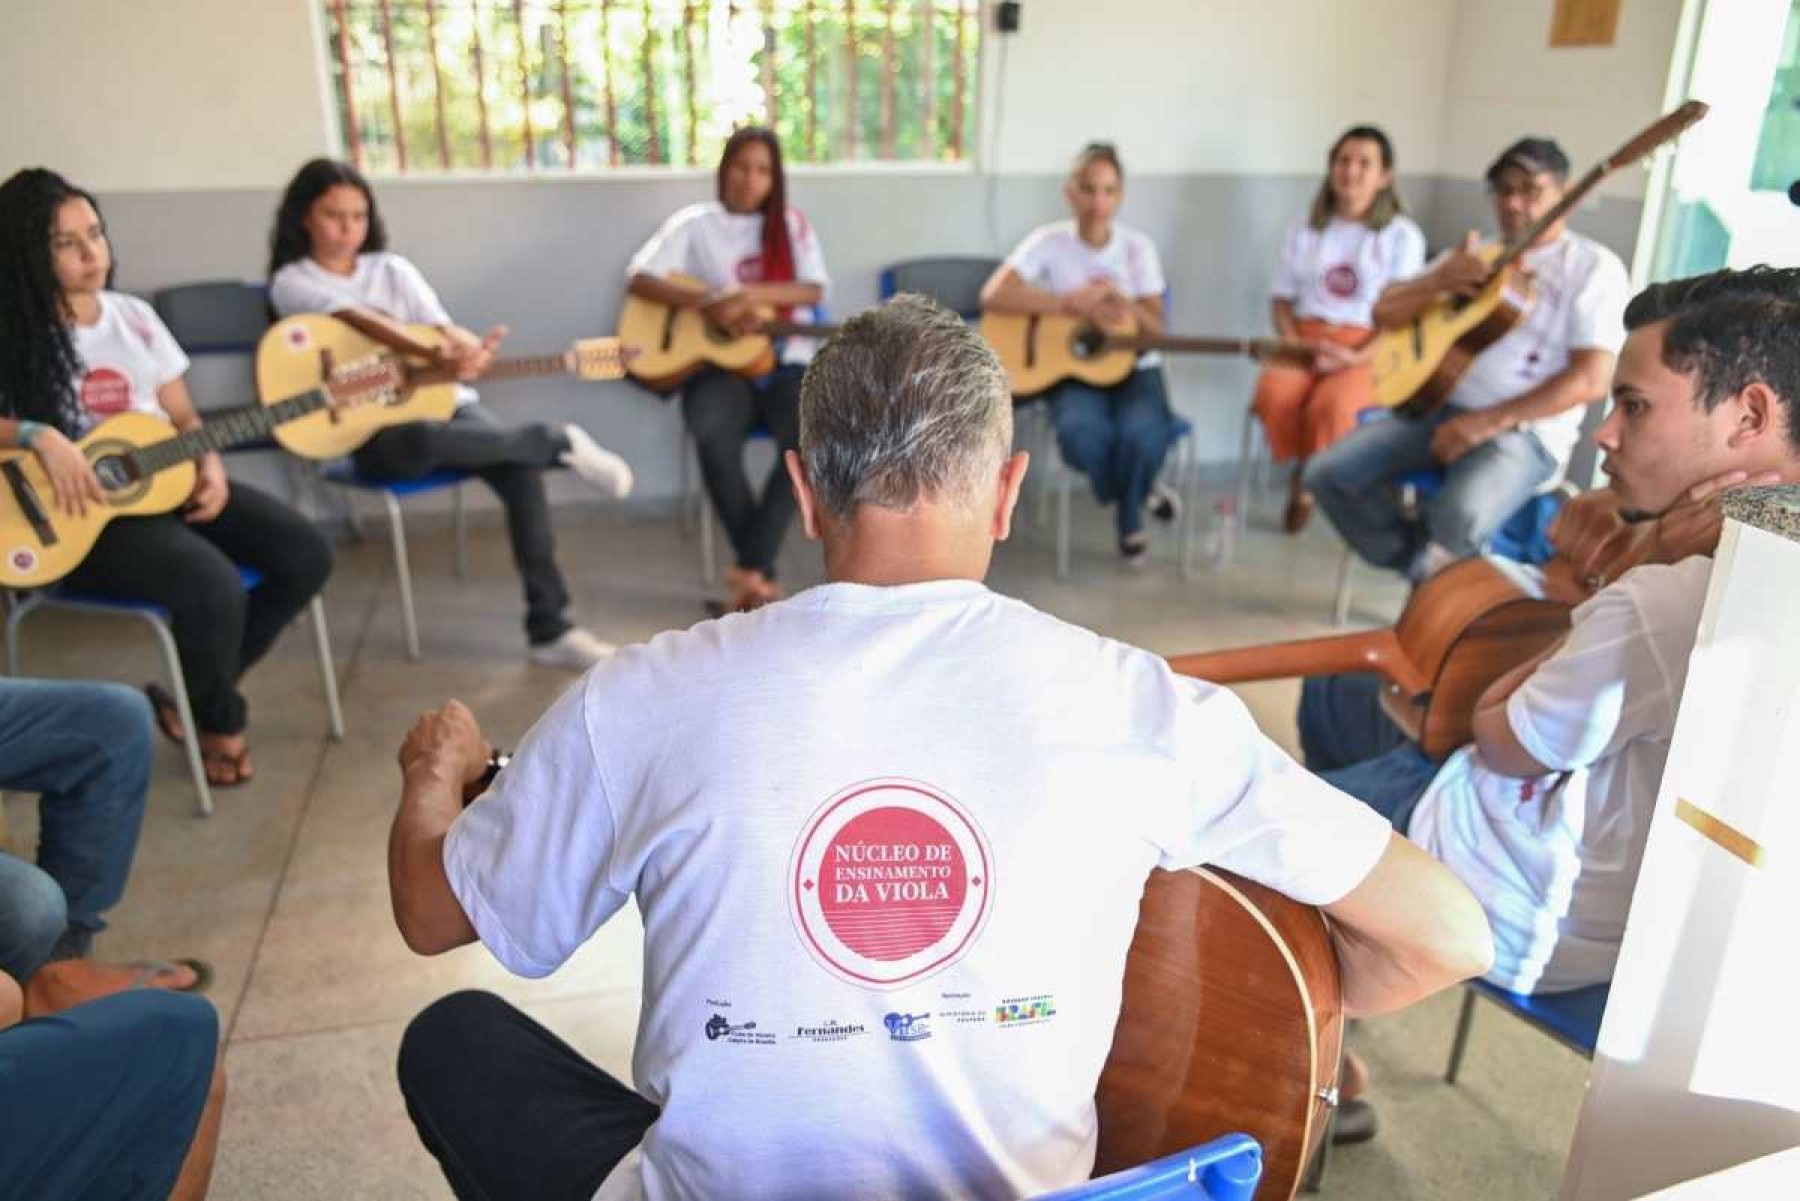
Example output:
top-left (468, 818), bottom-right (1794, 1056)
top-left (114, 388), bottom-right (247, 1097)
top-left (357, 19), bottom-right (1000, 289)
top-left (4, 565), bottom-right (344, 817)
top-left (877, 255), bottom-right (1003, 319)
top-left (319, 462), bottom-right (470, 660)
top-left (1446, 979), bottom-right (1610, 1084)
top-left (1034, 1135), bottom-right (1263, 1201)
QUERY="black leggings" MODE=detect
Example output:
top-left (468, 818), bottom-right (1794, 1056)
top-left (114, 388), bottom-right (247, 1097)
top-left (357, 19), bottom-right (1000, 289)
top-left (62, 480), bottom-right (332, 734)
top-left (682, 366), bottom-right (803, 578)
top-left (399, 991), bottom-right (659, 1201)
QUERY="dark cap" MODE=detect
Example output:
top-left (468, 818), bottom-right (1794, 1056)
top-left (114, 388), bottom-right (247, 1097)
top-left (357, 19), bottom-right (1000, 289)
top-left (1486, 137), bottom-right (1571, 183)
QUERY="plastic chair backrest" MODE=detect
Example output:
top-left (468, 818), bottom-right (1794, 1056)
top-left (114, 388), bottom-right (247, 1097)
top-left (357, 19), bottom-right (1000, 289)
top-left (1032, 1135), bottom-right (1263, 1201)
top-left (878, 256), bottom-right (1003, 318)
top-left (152, 281), bottom-right (271, 417)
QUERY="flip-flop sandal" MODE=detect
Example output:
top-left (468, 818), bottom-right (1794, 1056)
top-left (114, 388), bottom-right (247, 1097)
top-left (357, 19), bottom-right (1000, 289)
top-left (143, 683), bottom-right (186, 746)
top-left (126, 957), bottom-right (214, 994)
top-left (200, 744), bottom-right (254, 788)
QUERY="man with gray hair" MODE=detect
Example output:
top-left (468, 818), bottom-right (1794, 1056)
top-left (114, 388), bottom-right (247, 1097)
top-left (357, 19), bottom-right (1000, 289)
top-left (385, 295), bottom-right (1493, 1201)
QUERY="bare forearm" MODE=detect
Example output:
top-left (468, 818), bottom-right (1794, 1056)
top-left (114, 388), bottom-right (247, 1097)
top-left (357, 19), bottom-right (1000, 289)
top-left (1488, 360), bottom-right (1611, 430)
top-left (1271, 299), bottom-right (1300, 340)
top-left (980, 271), bottom-right (1064, 315)
top-left (1371, 275), bottom-right (1442, 329)
top-left (741, 281), bottom-right (823, 308)
top-left (627, 272), bottom-right (709, 308)
top-left (388, 768), bottom-right (478, 955)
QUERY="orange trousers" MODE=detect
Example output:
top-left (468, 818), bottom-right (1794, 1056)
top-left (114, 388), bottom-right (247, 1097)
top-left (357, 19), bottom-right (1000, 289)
top-left (1250, 320), bottom-right (1373, 464)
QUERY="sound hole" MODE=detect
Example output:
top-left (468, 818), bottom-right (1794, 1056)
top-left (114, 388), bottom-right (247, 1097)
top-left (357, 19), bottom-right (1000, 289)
top-left (91, 453), bottom-right (139, 495)
top-left (1072, 324), bottom-right (1108, 360)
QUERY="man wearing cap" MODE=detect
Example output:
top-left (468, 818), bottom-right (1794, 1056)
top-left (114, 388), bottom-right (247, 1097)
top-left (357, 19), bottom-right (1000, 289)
top-left (1304, 137), bottom-right (1631, 581)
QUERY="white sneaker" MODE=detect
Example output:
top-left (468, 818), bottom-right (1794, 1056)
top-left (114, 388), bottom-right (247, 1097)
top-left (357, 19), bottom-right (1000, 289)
top-left (528, 627), bottom-right (617, 670)
top-left (1145, 483), bottom-right (1182, 525)
top-left (560, 424), bottom-right (634, 498)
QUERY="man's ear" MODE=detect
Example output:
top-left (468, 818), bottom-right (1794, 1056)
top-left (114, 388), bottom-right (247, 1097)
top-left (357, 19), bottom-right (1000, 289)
top-left (1730, 381), bottom-right (1781, 449)
top-left (784, 450), bottom-right (824, 542)
top-left (992, 451), bottom-right (1030, 542)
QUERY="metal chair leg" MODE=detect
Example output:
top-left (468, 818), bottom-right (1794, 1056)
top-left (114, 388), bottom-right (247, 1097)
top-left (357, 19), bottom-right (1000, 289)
top-left (4, 592), bottom-right (38, 676)
top-left (307, 597), bottom-right (345, 741)
top-left (452, 483), bottom-right (468, 580)
top-left (382, 491), bottom-right (421, 661)
top-left (142, 612), bottom-right (213, 818)
top-left (1055, 470), bottom-right (1072, 581)
top-left (1177, 437), bottom-right (1201, 581)
top-left (1333, 548), bottom-right (1356, 626)
top-left (1446, 988), bottom-right (1479, 1084)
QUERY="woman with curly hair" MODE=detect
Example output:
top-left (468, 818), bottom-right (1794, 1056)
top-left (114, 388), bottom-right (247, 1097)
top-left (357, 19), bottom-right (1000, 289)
top-left (0, 167), bottom-right (332, 787)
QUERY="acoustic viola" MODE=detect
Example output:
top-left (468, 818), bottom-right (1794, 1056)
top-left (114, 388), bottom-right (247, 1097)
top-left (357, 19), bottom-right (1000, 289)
top-left (617, 273), bottom-right (839, 392)
top-left (980, 310), bottom-right (1311, 398)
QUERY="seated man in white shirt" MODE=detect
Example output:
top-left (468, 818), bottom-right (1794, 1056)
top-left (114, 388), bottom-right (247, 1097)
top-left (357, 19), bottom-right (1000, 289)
top-left (1301, 265), bottom-right (1800, 994)
top-left (1306, 137), bottom-right (1631, 581)
top-left (383, 295), bottom-right (1493, 1201)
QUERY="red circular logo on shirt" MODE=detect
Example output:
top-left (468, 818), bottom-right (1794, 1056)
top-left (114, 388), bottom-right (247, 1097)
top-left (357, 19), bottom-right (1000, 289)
top-left (1322, 263), bottom-right (1361, 299)
top-left (79, 366), bottom-right (132, 416)
top-left (790, 779), bottom-right (993, 989)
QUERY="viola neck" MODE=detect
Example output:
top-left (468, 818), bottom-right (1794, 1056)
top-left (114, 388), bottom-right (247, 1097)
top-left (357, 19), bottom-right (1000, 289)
top-left (763, 320), bottom-right (839, 339)
top-left (1490, 161), bottom-right (1606, 276)
top-left (408, 351), bottom-right (574, 388)
top-left (1104, 333), bottom-right (1308, 361)
top-left (126, 389), bottom-right (332, 477)
top-left (1167, 628), bottom-right (1429, 696)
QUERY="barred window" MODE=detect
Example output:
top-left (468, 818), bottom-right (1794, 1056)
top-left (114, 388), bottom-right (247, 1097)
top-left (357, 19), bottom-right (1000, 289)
top-left (321, 1), bottom-right (982, 174)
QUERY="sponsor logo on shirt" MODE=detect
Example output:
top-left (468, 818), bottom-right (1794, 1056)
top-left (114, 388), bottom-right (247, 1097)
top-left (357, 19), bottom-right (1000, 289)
top-left (995, 995), bottom-right (1057, 1027)
top-left (704, 1013), bottom-right (774, 1045)
top-left (78, 366), bottom-right (132, 416)
top-left (884, 1011), bottom-right (932, 1042)
top-left (789, 777), bottom-right (995, 991)
top-left (793, 1019), bottom-right (867, 1043)
top-left (1322, 262), bottom-right (1361, 299)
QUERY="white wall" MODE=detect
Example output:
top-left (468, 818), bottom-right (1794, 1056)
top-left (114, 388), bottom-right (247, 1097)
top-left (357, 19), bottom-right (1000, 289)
top-left (1435, 0), bottom-right (1687, 201)
top-left (0, 0), bottom-right (333, 192)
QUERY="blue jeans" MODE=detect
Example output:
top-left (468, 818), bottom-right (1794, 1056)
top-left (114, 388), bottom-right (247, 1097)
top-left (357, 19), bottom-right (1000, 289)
top-left (0, 990), bottom-right (217, 1201)
top-left (1302, 408), bottom-right (1557, 573)
top-left (1298, 673), bottom-right (1439, 834)
top-left (0, 680), bottom-right (154, 979)
top-left (1047, 368), bottom-right (1178, 538)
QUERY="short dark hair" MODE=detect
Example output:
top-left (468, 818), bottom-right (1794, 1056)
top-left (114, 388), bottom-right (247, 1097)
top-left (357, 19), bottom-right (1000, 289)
top-left (1624, 265), bottom-right (1800, 451)
top-left (1485, 137), bottom-right (1571, 185)
top-left (1070, 141), bottom-right (1124, 181)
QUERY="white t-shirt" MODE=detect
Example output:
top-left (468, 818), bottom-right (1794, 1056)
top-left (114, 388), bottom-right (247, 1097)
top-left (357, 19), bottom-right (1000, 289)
top-left (67, 292), bottom-right (190, 435)
top-left (1271, 215), bottom-right (1426, 329)
top-left (1445, 231), bottom-right (1630, 470)
top-left (443, 579), bottom-right (1391, 1201)
top-left (1004, 220), bottom-right (1168, 368)
top-left (627, 200), bottom-right (831, 366)
top-left (1407, 555), bottom-right (1711, 994)
top-left (269, 251), bottom-right (475, 406)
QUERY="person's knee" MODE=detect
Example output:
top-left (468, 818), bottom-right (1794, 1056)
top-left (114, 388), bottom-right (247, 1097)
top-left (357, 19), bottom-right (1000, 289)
top-left (286, 521), bottom-right (335, 598)
top-left (399, 991), bottom-right (506, 1099)
top-left (0, 864), bottom-right (68, 979)
top-left (1424, 493), bottom-right (1489, 555)
top-left (89, 682), bottom-right (154, 773)
top-left (122, 990), bottom-right (220, 1103)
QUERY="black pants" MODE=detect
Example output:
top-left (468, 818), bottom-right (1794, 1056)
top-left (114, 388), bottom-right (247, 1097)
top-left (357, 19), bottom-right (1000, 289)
top-left (63, 481), bottom-right (333, 735)
top-left (353, 404), bottom-right (573, 645)
top-left (398, 991), bottom-right (659, 1201)
top-left (682, 366), bottom-right (803, 579)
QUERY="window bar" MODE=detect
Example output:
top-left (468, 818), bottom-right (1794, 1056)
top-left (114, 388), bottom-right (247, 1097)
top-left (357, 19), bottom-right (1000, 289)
top-left (557, 1), bottom-right (578, 167)
top-left (329, 0), bottom-right (364, 169)
top-left (641, 0), bottom-right (663, 165)
top-left (377, 0), bottom-right (409, 170)
top-left (424, 0), bottom-right (453, 168)
top-left (919, 0), bottom-right (935, 158)
top-left (680, 1), bottom-right (694, 164)
top-left (950, 0), bottom-right (966, 159)
top-left (471, 9), bottom-right (496, 168)
top-left (599, 0), bottom-right (620, 165)
top-left (880, 0), bottom-right (896, 159)
top-left (804, 0), bottom-right (819, 160)
top-left (761, 0), bottom-right (778, 127)
top-left (843, 0), bottom-right (858, 159)
top-left (513, 0), bottom-right (536, 168)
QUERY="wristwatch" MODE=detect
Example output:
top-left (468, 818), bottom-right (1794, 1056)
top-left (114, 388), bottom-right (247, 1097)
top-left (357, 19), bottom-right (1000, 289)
top-left (462, 747), bottom-right (510, 807)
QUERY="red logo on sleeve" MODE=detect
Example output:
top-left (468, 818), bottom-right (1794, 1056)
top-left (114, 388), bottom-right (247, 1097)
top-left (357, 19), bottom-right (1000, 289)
top-left (789, 778), bottom-right (994, 990)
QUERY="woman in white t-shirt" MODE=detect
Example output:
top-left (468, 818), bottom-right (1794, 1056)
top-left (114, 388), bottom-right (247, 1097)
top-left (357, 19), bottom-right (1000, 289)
top-left (1253, 126), bottom-right (1425, 532)
top-left (627, 127), bottom-right (829, 614)
top-left (979, 142), bottom-right (1179, 565)
top-left (0, 168), bottom-right (332, 787)
top-left (268, 158), bottom-right (633, 670)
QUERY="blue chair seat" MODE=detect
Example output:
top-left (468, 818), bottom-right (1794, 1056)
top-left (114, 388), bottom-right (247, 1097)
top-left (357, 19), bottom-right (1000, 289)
top-left (47, 565), bottom-right (265, 619)
top-left (320, 463), bottom-right (473, 494)
top-left (1034, 1135), bottom-right (1262, 1201)
top-left (1470, 978), bottom-right (1609, 1054)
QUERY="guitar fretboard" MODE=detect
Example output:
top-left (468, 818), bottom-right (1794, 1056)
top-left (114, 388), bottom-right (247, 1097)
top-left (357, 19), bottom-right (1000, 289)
top-left (128, 389), bottom-right (331, 475)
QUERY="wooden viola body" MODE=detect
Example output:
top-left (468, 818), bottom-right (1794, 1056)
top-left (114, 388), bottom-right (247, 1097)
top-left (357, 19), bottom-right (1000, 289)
top-left (257, 315), bottom-right (458, 461)
top-left (617, 273), bottom-right (781, 391)
top-left (1168, 557), bottom-right (1570, 761)
top-left (1096, 866), bottom-right (1341, 1200)
top-left (1366, 244), bottom-right (1529, 415)
top-left (0, 412), bottom-right (197, 589)
top-left (980, 309), bottom-right (1140, 397)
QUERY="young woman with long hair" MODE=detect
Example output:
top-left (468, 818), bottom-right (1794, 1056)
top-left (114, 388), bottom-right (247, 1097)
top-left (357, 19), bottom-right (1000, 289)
top-left (979, 142), bottom-right (1181, 566)
top-left (267, 158), bottom-right (634, 670)
top-left (626, 126), bottom-right (829, 613)
top-left (1253, 126), bottom-right (1425, 532)
top-left (0, 168), bottom-right (333, 787)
